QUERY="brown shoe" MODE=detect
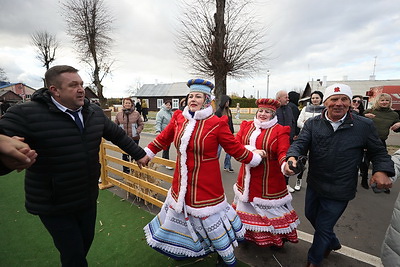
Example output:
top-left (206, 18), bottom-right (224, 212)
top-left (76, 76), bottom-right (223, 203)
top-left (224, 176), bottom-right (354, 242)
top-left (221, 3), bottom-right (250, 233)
top-left (305, 262), bottom-right (320, 267)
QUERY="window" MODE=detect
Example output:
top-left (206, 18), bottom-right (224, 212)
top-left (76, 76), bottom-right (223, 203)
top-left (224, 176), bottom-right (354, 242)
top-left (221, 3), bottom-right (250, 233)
top-left (157, 99), bottom-right (163, 109)
top-left (172, 99), bottom-right (179, 109)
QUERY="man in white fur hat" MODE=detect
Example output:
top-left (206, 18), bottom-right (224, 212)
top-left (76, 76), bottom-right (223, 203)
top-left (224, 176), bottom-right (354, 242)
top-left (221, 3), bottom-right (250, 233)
top-left (284, 83), bottom-right (395, 267)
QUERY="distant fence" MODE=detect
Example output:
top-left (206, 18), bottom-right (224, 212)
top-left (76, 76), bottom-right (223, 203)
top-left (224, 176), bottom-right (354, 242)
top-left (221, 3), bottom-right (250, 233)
top-left (98, 139), bottom-right (174, 208)
top-left (229, 108), bottom-right (258, 114)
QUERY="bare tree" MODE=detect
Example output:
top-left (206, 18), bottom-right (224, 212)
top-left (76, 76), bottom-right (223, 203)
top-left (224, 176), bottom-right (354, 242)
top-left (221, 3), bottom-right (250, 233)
top-left (177, 0), bottom-right (267, 103)
top-left (31, 31), bottom-right (59, 71)
top-left (61, 0), bottom-right (114, 107)
top-left (0, 67), bottom-right (8, 81)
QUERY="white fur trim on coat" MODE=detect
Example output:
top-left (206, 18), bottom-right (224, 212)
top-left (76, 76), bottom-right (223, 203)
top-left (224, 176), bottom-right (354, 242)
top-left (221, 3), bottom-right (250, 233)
top-left (233, 164), bottom-right (252, 202)
top-left (252, 193), bottom-right (292, 206)
top-left (144, 147), bottom-right (156, 159)
top-left (237, 116), bottom-right (278, 201)
top-left (186, 198), bottom-right (230, 217)
top-left (245, 145), bottom-right (256, 151)
top-left (166, 182), bottom-right (229, 217)
top-left (248, 153), bottom-right (262, 167)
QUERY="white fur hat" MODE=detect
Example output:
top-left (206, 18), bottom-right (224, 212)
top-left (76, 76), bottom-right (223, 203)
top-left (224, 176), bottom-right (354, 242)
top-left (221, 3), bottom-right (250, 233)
top-left (323, 83), bottom-right (353, 102)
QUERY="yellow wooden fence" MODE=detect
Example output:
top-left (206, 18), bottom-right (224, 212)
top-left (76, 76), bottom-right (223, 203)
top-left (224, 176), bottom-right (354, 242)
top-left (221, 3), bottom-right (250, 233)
top-left (98, 139), bottom-right (174, 208)
top-left (229, 107), bottom-right (258, 114)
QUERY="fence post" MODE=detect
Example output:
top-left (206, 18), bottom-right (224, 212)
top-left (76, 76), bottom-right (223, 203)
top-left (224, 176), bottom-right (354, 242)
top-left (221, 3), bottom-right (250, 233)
top-left (99, 138), bottom-right (113, 189)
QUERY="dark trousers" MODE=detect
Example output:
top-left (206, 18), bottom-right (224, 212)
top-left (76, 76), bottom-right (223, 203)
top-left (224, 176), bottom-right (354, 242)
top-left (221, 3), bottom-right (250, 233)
top-left (360, 139), bottom-right (386, 181)
top-left (162, 145), bottom-right (170, 160)
top-left (122, 139), bottom-right (139, 173)
top-left (305, 186), bottom-right (348, 265)
top-left (39, 205), bottom-right (97, 267)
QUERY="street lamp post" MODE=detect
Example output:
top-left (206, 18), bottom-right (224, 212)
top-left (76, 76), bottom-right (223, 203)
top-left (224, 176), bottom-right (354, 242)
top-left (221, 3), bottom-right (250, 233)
top-left (266, 70), bottom-right (270, 98)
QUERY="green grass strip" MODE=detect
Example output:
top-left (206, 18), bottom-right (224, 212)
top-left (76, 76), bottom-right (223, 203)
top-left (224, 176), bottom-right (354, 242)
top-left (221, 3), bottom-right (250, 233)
top-left (0, 171), bottom-right (248, 266)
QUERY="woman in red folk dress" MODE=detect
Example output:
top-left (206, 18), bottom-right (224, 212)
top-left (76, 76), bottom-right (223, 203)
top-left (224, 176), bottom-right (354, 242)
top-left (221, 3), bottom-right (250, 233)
top-left (233, 98), bottom-right (300, 248)
top-left (143, 79), bottom-right (265, 266)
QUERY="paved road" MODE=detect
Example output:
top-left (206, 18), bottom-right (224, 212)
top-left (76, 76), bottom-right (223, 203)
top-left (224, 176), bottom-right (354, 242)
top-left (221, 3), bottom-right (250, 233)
top-left (109, 122), bottom-right (399, 266)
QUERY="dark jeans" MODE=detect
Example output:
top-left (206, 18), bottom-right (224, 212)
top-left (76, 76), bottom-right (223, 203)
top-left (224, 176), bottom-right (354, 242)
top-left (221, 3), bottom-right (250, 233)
top-left (360, 139), bottom-right (386, 180)
top-left (217, 145), bottom-right (232, 170)
top-left (305, 186), bottom-right (348, 265)
top-left (122, 139), bottom-right (139, 173)
top-left (39, 205), bottom-right (97, 267)
top-left (142, 109), bottom-right (148, 122)
top-left (162, 145), bottom-right (170, 160)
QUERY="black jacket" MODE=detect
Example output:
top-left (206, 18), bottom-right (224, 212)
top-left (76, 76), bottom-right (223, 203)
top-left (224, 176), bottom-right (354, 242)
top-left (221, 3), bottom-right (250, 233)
top-left (0, 88), bottom-right (146, 215)
top-left (215, 95), bottom-right (234, 133)
top-left (276, 105), bottom-right (296, 143)
top-left (286, 110), bottom-right (394, 201)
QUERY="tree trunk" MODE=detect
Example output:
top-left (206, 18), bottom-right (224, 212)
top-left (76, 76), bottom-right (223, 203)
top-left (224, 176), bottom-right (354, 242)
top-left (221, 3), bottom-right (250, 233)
top-left (91, 44), bottom-right (107, 108)
top-left (213, 0), bottom-right (227, 105)
top-left (214, 73), bottom-right (227, 106)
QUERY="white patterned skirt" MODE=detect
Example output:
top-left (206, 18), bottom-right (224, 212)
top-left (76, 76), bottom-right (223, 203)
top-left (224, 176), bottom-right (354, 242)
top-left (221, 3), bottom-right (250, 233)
top-left (233, 195), bottom-right (300, 247)
top-left (143, 199), bottom-right (245, 266)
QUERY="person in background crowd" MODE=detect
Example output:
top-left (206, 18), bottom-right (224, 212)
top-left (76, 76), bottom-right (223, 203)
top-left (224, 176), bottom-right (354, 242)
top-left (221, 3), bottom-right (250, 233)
top-left (0, 65), bottom-right (150, 267)
top-left (381, 148), bottom-right (400, 266)
top-left (361, 93), bottom-right (400, 191)
top-left (297, 91), bottom-right (324, 129)
top-left (179, 95), bottom-right (188, 111)
top-left (143, 79), bottom-right (265, 266)
top-left (288, 91), bottom-right (301, 137)
top-left (0, 134), bottom-right (37, 174)
top-left (233, 98), bottom-right (300, 249)
top-left (141, 99), bottom-right (149, 122)
top-left (215, 95), bottom-right (235, 173)
top-left (1, 101), bottom-right (10, 115)
top-left (294, 90), bottom-right (324, 191)
top-left (351, 95), bottom-right (365, 115)
top-left (114, 97), bottom-right (144, 173)
top-left (276, 90), bottom-right (296, 193)
top-left (155, 99), bottom-right (173, 170)
top-left (285, 83), bottom-right (394, 267)
top-left (351, 95), bottom-right (368, 188)
top-left (135, 99), bottom-right (142, 115)
top-left (235, 103), bottom-right (241, 119)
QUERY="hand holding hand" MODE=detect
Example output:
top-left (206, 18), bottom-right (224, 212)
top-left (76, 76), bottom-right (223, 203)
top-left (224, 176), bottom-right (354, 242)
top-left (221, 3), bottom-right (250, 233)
top-left (253, 149), bottom-right (267, 158)
top-left (0, 135), bottom-right (37, 171)
top-left (284, 157), bottom-right (297, 176)
top-left (390, 122), bottom-right (400, 131)
top-left (370, 171), bottom-right (392, 190)
top-left (364, 113), bottom-right (375, 119)
top-left (136, 155), bottom-right (151, 169)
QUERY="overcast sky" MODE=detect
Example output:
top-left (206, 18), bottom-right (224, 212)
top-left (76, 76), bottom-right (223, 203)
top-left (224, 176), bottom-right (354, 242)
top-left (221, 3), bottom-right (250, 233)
top-left (0, 0), bottom-right (399, 98)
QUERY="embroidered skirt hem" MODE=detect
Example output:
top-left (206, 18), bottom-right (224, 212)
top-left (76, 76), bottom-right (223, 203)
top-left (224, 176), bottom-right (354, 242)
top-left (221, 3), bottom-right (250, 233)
top-left (144, 200), bottom-right (245, 266)
top-left (233, 197), bottom-right (300, 247)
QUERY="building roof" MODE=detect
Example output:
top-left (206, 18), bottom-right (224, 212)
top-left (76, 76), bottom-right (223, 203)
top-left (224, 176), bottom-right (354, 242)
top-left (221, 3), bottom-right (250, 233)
top-left (135, 82), bottom-right (189, 97)
top-left (0, 90), bottom-right (23, 101)
top-left (0, 82), bottom-right (36, 91)
top-left (307, 79), bottom-right (400, 97)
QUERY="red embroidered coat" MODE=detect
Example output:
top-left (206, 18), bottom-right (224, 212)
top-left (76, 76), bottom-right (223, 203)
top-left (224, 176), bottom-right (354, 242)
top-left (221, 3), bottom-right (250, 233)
top-left (145, 106), bottom-right (261, 217)
top-left (234, 118), bottom-right (290, 203)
